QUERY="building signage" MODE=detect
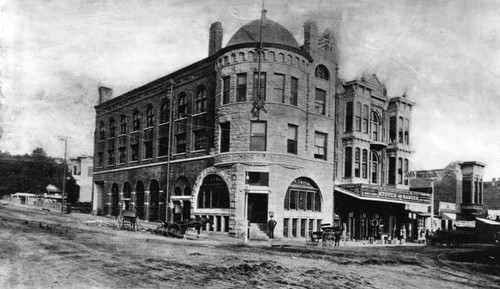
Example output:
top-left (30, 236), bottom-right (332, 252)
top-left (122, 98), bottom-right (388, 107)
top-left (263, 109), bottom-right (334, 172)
top-left (339, 184), bottom-right (431, 204)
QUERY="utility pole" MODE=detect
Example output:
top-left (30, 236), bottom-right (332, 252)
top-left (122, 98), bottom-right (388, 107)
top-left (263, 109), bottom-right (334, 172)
top-left (61, 137), bottom-right (67, 214)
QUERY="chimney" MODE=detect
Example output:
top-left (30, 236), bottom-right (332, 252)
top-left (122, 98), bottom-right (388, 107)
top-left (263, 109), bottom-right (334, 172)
top-left (98, 86), bottom-right (113, 104)
top-left (208, 22), bottom-right (223, 56)
top-left (303, 20), bottom-right (318, 53)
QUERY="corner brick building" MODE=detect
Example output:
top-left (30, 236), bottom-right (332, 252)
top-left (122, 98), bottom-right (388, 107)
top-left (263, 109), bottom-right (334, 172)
top-left (92, 11), bottom-right (429, 240)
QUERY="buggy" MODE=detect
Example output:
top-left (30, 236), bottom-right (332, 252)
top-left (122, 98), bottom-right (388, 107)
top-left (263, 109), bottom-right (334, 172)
top-left (306, 224), bottom-right (341, 247)
top-left (117, 210), bottom-right (140, 231)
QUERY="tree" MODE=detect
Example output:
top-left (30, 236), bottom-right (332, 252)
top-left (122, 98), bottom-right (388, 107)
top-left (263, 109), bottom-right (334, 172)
top-left (65, 177), bottom-right (80, 204)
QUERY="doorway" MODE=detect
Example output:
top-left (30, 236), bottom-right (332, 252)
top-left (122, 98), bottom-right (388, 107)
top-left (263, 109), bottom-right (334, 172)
top-left (247, 193), bottom-right (268, 223)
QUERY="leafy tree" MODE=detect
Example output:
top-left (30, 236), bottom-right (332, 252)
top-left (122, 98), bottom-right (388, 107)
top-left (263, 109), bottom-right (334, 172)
top-left (65, 177), bottom-right (80, 204)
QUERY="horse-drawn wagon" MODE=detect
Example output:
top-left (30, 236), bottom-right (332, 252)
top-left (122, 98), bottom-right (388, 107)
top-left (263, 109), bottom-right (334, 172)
top-left (117, 210), bottom-right (140, 231)
top-left (154, 217), bottom-right (212, 238)
top-left (306, 224), bottom-right (343, 247)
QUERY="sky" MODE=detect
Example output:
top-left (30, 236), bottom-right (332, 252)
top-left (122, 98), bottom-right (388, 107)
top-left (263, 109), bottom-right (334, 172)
top-left (1, 0), bottom-right (500, 179)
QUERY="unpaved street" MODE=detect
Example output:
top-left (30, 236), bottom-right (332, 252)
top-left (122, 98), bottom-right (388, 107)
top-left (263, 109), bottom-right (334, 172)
top-left (1, 203), bottom-right (499, 289)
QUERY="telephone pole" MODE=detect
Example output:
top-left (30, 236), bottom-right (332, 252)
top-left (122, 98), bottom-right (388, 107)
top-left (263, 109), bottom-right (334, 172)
top-left (61, 137), bottom-right (67, 214)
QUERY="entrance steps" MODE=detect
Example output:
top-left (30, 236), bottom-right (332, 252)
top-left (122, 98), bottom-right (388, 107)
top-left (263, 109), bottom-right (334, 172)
top-left (249, 223), bottom-right (269, 240)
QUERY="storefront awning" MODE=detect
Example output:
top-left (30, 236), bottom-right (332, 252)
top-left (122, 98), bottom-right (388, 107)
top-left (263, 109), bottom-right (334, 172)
top-left (335, 184), bottom-right (432, 205)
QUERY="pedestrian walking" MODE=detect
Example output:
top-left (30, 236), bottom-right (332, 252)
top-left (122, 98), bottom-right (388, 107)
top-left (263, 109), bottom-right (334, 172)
top-left (267, 215), bottom-right (277, 239)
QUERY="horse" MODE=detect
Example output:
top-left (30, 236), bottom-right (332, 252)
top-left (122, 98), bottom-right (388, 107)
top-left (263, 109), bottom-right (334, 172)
top-left (180, 216), bottom-right (213, 237)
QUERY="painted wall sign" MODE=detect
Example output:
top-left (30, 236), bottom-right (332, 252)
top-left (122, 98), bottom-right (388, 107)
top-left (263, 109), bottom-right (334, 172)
top-left (339, 184), bottom-right (431, 204)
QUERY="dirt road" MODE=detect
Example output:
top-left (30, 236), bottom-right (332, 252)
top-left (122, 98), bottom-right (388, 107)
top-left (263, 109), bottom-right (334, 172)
top-left (1, 203), bottom-right (499, 289)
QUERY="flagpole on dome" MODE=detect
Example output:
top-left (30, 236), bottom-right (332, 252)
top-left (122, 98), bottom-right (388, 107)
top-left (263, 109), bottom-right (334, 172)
top-left (252, 0), bottom-right (267, 119)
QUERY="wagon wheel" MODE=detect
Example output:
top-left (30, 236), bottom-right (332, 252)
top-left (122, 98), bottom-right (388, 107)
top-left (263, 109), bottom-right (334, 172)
top-left (322, 230), bottom-right (334, 247)
top-left (306, 231), bottom-right (319, 246)
top-left (117, 215), bottom-right (124, 230)
top-left (167, 223), bottom-right (183, 238)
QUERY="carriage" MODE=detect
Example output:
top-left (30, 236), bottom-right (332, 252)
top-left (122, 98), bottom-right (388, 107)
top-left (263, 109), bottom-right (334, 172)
top-left (154, 217), bottom-right (212, 238)
top-left (117, 210), bottom-right (140, 231)
top-left (306, 224), bottom-right (342, 247)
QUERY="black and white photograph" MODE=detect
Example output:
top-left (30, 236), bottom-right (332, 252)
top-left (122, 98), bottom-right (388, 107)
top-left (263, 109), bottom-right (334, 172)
top-left (1, 0), bottom-right (500, 288)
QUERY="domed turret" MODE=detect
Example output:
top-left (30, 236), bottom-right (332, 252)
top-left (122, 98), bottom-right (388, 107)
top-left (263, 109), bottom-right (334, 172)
top-left (226, 12), bottom-right (299, 49)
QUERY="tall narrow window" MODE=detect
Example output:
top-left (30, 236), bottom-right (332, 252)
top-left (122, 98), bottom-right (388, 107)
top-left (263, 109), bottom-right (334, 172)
top-left (398, 157), bottom-right (403, 184)
top-left (290, 77), bottom-right (298, 106)
top-left (287, 124), bottom-right (298, 154)
top-left (194, 86), bottom-right (207, 114)
top-left (177, 93), bottom-right (187, 119)
top-left (99, 121), bottom-right (105, 140)
top-left (389, 116), bottom-right (396, 143)
top-left (158, 135), bottom-right (169, 157)
top-left (404, 158), bottom-right (409, 185)
top-left (398, 117), bottom-right (404, 143)
top-left (250, 121), bottom-right (267, 151)
top-left (314, 132), bottom-right (327, 160)
top-left (120, 115), bottom-right (127, 135)
top-left (355, 102), bottom-right (361, 131)
top-left (118, 147), bottom-right (126, 164)
top-left (371, 111), bottom-right (380, 141)
top-left (344, 147), bottom-right (352, 177)
top-left (144, 141), bottom-right (153, 159)
top-left (404, 118), bottom-right (410, 144)
top-left (274, 73), bottom-right (285, 102)
top-left (345, 102), bottom-right (353, 132)
top-left (220, 122), bottom-right (230, 153)
top-left (146, 105), bottom-right (154, 127)
top-left (315, 88), bottom-right (326, 115)
top-left (354, 148), bottom-right (360, 177)
top-left (362, 105), bottom-right (369, 133)
top-left (132, 110), bottom-right (140, 131)
top-left (222, 76), bottom-right (230, 104)
top-left (371, 151), bottom-right (379, 184)
top-left (362, 149), bottom-right (368, 178)
top-left (130, 144), bottom-right (138, 161)
top-left (253, 72), bottom-right (266, 101)
top-left (160, 99), bottom-right (169, 124)
top-left (109, 118), bottom-right (116, 138)
top-left (388, 157), bottom-right (395, 185)
top-left (193, 129), bottom-right (207, 150)
top-left (236, 73), bottom-right (247, 102)
top-left (108, 149), bottom-right (115, 165)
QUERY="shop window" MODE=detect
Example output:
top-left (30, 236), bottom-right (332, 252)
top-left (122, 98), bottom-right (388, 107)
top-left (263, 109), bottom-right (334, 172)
top-left (253, 72), bottom-right (266, 101)
top-left (345, 102), bottom-right (353, 132)
top-left (290, 77), bottom-right (298, 106)
top-left (146, 104), bottom-right (154, 127)
top-left (287, 124), bottom-right (298, 154)
top-left (354, 148), bottom-right (360, 177)
top-left (344, 147), bottom-right (352, 177)
top-left (197, 174), bottom-right (229, 209)
top-left (220, 122), bottom-right (230, 153)
top-left (246, 172), bottom-right (269, 186)
top-left (194, 86), bottom-right (207, 114)
top-left (250, 121), bottom-right (266, 151)
top-left (274, 73), bottom-right (285, 102)
top-left (283, 218), bottom-right (289, 237)
top-left (315, 88), bottom-right (326, 115)
top-left (314, 132), bottom-right (327, 160)
top-left (236, 73), bottom-right (247, 102)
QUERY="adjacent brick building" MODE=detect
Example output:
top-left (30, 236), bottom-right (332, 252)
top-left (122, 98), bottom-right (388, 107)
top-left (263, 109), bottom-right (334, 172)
top-left (92, 11), bottom-right (429, 240)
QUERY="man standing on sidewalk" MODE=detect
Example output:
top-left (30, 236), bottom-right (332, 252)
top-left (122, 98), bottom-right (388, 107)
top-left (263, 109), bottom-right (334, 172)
top-left (267, 215), bottom-right (277, 239)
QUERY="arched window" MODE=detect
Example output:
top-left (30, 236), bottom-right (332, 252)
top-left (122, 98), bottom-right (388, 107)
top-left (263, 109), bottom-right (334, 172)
top-left (371, 111), bottom-right (380, 141)
top-left (109, 118), bottom-right (116, 138)
top-left (120, 115), bottom-right (127, 135)
top-left (238, 52), bottom-right (245, 61)
top-left (177, 93), bottom-right (187, 119)
top-left (99, 121), bottom-right (105, 140)
top-left (371, 151), bottom-right (379, 184)
top-left (194, 86), bottom-right (207, 114)
top-left (146, 104), bottom-right (154, 127)
top-left (284, 178), bottom-right (321, 212)
top-left (315, 65), bottom-right (330, 80)
top-left (197, 174), bottom-right (229, 209)
top-left (159, 99), bottom-right (169, 124)
top-left (132, 110), bottom-right (140, 131)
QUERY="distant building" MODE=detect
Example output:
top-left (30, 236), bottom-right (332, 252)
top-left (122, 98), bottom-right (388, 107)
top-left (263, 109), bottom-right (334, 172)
top-left (68, 156), bottom-right (93, 202)
top-left (410, 161), bottom-right (486, 230)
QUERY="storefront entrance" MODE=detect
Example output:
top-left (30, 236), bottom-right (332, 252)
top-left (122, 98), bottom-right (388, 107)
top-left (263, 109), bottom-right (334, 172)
top-left (247, 193), bottom-right (268, 223)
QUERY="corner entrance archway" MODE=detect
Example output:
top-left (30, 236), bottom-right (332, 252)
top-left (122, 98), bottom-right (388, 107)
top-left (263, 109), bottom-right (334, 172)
top-left (247, 194), bottom-right (268, 223)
